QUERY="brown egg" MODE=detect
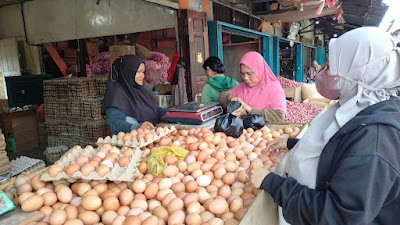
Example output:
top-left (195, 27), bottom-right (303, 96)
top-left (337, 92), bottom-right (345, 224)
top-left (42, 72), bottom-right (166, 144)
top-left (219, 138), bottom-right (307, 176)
top-left (49, 164), bottom-right (64, 177)
top-left (96, 165), bottom-right (111, 177)
top-left (64, 219), bottom-right (84, 225)
top-left (124, 215), bottom-right (141, 225)
top-left (167, 210), bottom-right (185, 225)
top-left (103, 196), bottom-right (120, 211)
top-left (284, 127), bottom-right (293, 134)
top-left (82, 195), bottom-right (102, 211)
top-left (78, 211), bottom-right (100, 225)
top-left (49, 209), bottom-right (67, 225)
top-left (80, 163), bottom-right (95, 176)
top-left (65, 205), bottom-right (78, 220)
top-left (171, 182), bottom-right (185, 194)
top-left (91, 155), bottom-right (103, 163)
top-left (65, 163), bottom-right (80, 176)
top-left (119, 189), bottom-right (134, 206)
top-left (131, 179), bottom-right (146, 193)
top-left (117, 205), bottom-right (130, 216)
top-left (94, 183), bottom-right (108, 194)
top-left (222, 173), bottom-right (236, 185)
top-left (163, 155), bottom-right (178, 165)
top-left (121, 148), bottom-right (133, 158)
top-left (144, 133), bottom-right (154, 142)
top-left (42, 192), bottom-right (58, 206)
top-left (100, 190), bottom-right (117, 200)
top-left (123, 133), bottom-right (133, 143)
top-left (144, 183), bottom-right (158, 199)
top-left (118, 156), bottom-right (130, 167)
top-left (167, 198), bottom-right (184, 213)
top-left (185, 180), bottom-right (197, 193)
top-left (71, 183), bottom-right (86, 197)
top-left (159, 137), bottom-right (172, 146)
top-left (55, 188), bottom-right (72, 204)
top-left (75, 155), bottom-right (89, 167)
top-left (117, 132), bottom-right (125, 139)
top-left (163, 165), bottom-right (179, 177)
top-left (138, 161), bottom-right (148, 174)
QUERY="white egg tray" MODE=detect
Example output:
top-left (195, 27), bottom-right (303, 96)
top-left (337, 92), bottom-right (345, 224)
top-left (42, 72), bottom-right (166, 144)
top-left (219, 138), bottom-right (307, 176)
top-left (10, 156), bottom-right (44, 177)
top-left (40, 145), bottom-right (143, 183)
top-left (96, 126), bottom-right (176, 148)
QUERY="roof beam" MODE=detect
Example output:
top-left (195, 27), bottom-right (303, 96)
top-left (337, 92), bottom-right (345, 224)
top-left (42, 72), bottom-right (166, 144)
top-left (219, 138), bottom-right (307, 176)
top-left (259, 5), bottom-right (339, 23)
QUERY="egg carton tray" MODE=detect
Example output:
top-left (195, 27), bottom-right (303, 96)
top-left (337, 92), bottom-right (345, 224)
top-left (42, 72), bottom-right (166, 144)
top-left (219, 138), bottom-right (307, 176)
top-left (48, 135), bottom-right (96, 149)
top-left (97, 126), bottom-right (176, 148)
top-left (45, 118), bottom-right (110, 141)
top-left (43, 145), bottom-right (69, 164)
top-left (44, 76), bottom-right (107, 100)
top-left (10, 156), bottom-right (46, 177)
top-left (45, 97), bottom-right (105, 120)
top-left (40, 145), bottom-right (143, 183)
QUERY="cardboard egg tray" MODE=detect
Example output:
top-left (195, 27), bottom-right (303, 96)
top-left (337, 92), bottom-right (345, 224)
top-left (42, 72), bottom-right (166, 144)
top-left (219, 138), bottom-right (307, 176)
top-left (97, 126), bottom-right (176, 148)
top-left (40, 145), bottom-right (143, 183)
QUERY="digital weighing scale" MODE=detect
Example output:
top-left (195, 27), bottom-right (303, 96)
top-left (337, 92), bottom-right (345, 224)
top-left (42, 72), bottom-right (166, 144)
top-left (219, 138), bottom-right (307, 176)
top-left (161, 102), bottom-right (223, 125)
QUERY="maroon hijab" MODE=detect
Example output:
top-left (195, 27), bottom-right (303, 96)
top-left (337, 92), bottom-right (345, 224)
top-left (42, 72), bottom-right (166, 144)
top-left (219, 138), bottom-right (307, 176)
top-left (102, 55), bottom-right (158, 125)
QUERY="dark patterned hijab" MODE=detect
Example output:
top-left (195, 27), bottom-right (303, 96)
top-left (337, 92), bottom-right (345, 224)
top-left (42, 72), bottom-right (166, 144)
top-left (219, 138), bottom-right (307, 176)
top-left (102, 55), bottom-right (158, 125)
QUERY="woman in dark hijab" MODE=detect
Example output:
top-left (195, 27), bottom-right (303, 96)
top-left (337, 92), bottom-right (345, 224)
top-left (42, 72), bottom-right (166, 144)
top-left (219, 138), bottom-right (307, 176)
top-left (102, 55), bottom-right (167, 134)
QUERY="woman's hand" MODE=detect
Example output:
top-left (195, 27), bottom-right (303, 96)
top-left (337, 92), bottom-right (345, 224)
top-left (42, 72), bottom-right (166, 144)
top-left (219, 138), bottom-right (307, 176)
top-left (266, 136), bottom-right (288, 152)
top-left (232, 102), bottom-right (252, 117)
top-left (249, 167), bottom-right (270, 189)
top-left (230, 96), bottom-right (243, 103)
top-left (139, 121), bottom-right (155, 130)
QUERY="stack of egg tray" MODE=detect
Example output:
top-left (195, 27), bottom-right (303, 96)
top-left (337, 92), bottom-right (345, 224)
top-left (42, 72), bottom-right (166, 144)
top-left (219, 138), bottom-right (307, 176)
top-left (48, 135), bottom-right (96, 149)
top-left (46, 118), bottom-right (110, 141)
top-left (44, 76), bottom-right (109, 148)
top-left (44, 76), bottom-right (107, 99)
top-left (45, 97), bottom-right (104, 120)
top-left (38, 122), bottom-right (48, 150)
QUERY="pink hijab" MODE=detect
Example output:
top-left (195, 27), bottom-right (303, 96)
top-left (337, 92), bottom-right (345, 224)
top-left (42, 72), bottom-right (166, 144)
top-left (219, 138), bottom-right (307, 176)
top-left (228, 51), bottom-right (286, 114)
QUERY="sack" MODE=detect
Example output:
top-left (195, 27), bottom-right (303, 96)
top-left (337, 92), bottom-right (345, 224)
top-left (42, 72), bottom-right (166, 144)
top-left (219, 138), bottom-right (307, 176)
top-left (214, 113), bottom-right (244, 138)
top-left (146, 146), bottom-right (187, 177)
top-left (243, 114), bottom-right (265, 130)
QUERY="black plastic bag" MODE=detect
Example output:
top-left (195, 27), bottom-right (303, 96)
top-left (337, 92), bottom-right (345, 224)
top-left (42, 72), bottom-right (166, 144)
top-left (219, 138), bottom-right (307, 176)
top-left (227, 101), bottom-right (242, 114)
top-left (243, 114), bottom-right (265, 130)
top-left (214, 113), bottom-right (244, 138)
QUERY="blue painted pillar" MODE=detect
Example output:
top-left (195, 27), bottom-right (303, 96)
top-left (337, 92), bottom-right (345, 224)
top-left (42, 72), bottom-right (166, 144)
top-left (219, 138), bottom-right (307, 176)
top-left (261, 36), bottom-right (273, 69)
top-left (311, 47), bottom-right (317, 61)
top-left (272, 37), bottom-right (279, 76)
top-left (295, 43), bottom-right (304, 82)
top-left (207, 21), bottom-right (224, 62)
top-left (317, 46), bottom-right (326, 66)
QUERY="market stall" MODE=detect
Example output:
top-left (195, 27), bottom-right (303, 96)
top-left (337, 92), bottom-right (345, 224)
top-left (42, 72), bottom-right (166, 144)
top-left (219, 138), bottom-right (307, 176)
top-left (0, 122), bottom-right (308, 225)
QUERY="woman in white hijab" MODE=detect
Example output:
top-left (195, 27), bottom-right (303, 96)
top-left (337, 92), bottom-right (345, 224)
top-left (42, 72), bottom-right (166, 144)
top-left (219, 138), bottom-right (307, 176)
top-left (249, 27), bottom-right (400, 225)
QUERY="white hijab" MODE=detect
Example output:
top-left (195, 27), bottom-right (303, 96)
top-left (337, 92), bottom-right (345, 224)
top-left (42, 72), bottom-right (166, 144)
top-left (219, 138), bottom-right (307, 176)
top-left (285, 27), bottom-right (400, 188)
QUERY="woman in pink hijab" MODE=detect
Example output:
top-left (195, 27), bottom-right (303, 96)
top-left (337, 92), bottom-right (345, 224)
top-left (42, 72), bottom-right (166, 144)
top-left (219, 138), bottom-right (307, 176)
top-left (218, 51), bottom-right (286, 122)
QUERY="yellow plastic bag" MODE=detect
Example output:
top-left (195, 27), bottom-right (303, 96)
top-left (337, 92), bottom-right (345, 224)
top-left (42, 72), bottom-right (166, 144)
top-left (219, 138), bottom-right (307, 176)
top-left (146, 146), bottom-right (187, 177)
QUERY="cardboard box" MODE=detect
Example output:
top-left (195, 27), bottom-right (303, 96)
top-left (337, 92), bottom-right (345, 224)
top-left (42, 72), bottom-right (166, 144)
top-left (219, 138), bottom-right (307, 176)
top-left (11, 114), bottom-right (39, 152)
top-left (283, 85), bottom-right (302, 103)
top-left (154, 84), bottom-right (172, 95)
top-left (239, 123), bottom-right (308, 225)
top-left (109, 45), bottom-right (136, 63)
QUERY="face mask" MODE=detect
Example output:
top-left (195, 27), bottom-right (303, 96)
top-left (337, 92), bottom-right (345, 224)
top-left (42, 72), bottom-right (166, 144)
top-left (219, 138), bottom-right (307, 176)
top-left (315, 69), bottom-right (341, 100)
